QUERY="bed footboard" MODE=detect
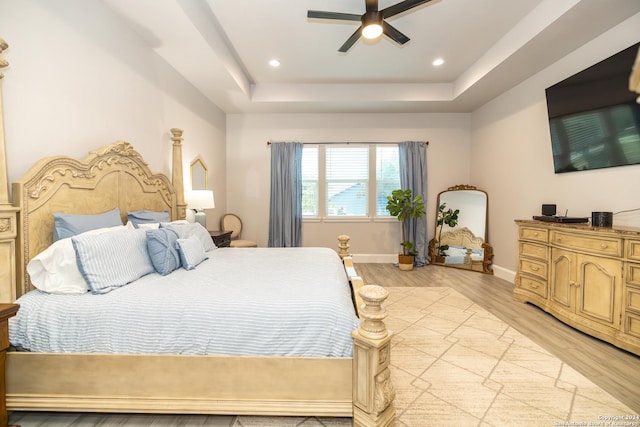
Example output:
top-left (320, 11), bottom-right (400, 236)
top-left (352, 285), bottom-right (395, 427)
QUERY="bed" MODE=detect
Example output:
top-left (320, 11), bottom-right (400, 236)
top-left (0, 42), bottom-right (395, 427)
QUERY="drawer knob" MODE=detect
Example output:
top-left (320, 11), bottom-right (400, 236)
top-left (530, 265), bottom-right (539, 272)
top-left (600, 243), bottom-right (608, 249)
top-left (530, 282), bottom-right (539, 289)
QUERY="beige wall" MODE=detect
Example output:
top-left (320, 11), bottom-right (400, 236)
top-left (470, 12), bottom-right (640, 278)
top-left (226, 113), bottom-right (472, 257)
top-left (0, 0), bottom-right (227, 229)
top-left (4, 1), bottom-right (638, 277)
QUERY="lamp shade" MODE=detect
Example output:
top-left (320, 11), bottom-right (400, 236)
top-left (185, 190), bottom-right (215, 210)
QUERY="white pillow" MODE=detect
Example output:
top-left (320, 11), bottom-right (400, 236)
top-left (27, 238), bottom-right (87, 294)
top-left (175, 235), bottom-right (208, 270)
top-left (444, 247), bottom-right (468, 257)
top-left (162, 222), bottom-right (215, 251)
top-left (137, 222), bottom-right (160, 230)
top-left (27, 225), bottom-right (128, 294)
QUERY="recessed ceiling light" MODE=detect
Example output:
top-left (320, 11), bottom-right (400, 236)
top-left (269, 59), bottom-right (281, 68)
top-left (432, 58), bottom-right (444, 67)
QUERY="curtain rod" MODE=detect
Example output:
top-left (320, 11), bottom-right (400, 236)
top-left (267, 141), bottom-right (429, 146)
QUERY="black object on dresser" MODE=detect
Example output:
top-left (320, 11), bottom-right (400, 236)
top-left (209, 230), bottom-right (232, 248)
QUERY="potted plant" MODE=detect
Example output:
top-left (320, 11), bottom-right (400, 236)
top-left (386, 189), bottom-right (426, 271)
top-left (435, 202), bottom-right (460, 261)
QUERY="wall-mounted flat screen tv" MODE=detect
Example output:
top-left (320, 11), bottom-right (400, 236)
top-left (546, 42), bottom-right (640, 174)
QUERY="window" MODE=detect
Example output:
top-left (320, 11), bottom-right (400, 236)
top-left (326, 146), bottom-right (369, 216)
top-left (302, 144), bottom-right (400, 219)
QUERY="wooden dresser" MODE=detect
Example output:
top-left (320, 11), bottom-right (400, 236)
top-left (514, 220), bottom-right (640, 355)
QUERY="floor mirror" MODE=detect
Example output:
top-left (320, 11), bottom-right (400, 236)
top-left (427, 184), bottom-right (494, 274)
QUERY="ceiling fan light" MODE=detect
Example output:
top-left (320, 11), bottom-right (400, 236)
top-left (362, 23), bottom-right (383, 39)
top-left (361, 11), bottom-right (383, 40)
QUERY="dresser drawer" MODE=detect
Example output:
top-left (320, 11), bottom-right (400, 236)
top-left (627, 286), bottom-right (640, 313)
top-left (628, 263), bottom-right (640, 287)
top-left (518, 258), bottom-right (547, 280)
top-left (624, 311), bottom-right (640, 339)
top-left (550, 231), bottom-right (622, 257)
top-left (627, 239), bottom-right (640, 262)
top-left (517, 275), bottom-right (547, 298)
top-left (519, 242), bottom-right (547, 262)
top-left (519, 226), bottom-right (548, 243)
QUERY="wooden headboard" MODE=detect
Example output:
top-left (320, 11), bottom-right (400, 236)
top-left (11, 137), bottom-right (187, 298)
top-left (0, 37), bottom-right (189, 302)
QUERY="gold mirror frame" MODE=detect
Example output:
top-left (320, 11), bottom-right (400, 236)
top-left (428, 184), bottom-right (494, 274)
top-left (190, 158), bottom-right (207, 191)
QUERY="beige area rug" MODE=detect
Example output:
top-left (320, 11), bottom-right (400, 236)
top-left (233, 287), bottom-right (634, 427)
top-left (9, 287), bottom-right (635, 427)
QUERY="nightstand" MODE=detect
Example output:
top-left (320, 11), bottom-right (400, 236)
top-left (0, 304), bottom-right (18, 427)
top-left (209, 230), bottom-right (232, 248)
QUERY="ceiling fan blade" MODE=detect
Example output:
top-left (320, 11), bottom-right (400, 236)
top-left (339, 26), bottom-right (363, 52)
top-left (381, 0), bottom-right (432, 19)
top-left (382, 21), bottom-right (410, 45)
top-left (307, 10), bottom-right (362, 21)
top-left (365, 0), bottom-right (378, 12)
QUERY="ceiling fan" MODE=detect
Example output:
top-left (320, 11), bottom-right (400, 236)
top-left (307, 0), bottom-right (433, 52)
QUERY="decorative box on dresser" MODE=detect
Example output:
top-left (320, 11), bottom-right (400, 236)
top-left (514, 219), bottom-right (640, 356)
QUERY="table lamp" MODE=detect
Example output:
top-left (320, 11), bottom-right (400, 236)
top-left (185, 190), bottom-right (215, 228)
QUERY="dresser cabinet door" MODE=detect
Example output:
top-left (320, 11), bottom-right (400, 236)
top-left (550, 248), bottom-right (574, 310)
top-left (576, 254), bottom-right (622, 328)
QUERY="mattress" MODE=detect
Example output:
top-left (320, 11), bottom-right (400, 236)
top-left (9, 247), bottom-right (359, 357)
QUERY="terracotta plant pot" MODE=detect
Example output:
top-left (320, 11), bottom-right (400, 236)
top-left (398, 254), bottom-right (415, 271)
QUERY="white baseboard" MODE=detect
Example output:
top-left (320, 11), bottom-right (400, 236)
top-left (492, 265), bottom-right (516, 284)
top-left (350, 254), bottom-right (516, 285)
top-left (351, 254), bottom-right (398, 264)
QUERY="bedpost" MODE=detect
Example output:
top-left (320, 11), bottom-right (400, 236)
top-left (170, 128), bottom-right (187, 220)
top-left (0, 38), bottom-right (19, 303)
top-left (337, 234), bottom-right (351, 259)
top-left (0, 38), bottom-right (9, 205)
top-left (352, 285), bottom-right (395, 427)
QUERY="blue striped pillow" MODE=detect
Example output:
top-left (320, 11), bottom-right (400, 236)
top-left (72, 228), bottom-right (155, 294)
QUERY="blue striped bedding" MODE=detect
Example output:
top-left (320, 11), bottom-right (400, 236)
top-left (9, 247), bottom-right (359, 357)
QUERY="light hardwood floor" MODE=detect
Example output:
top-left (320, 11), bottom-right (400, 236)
top-left (355, 263), bottom-right (640, 414)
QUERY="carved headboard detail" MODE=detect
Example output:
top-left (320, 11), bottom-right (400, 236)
top-left (439, 227), bottom-right (484, 249)
top-left (12, 141), bottom-right (183, 297)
